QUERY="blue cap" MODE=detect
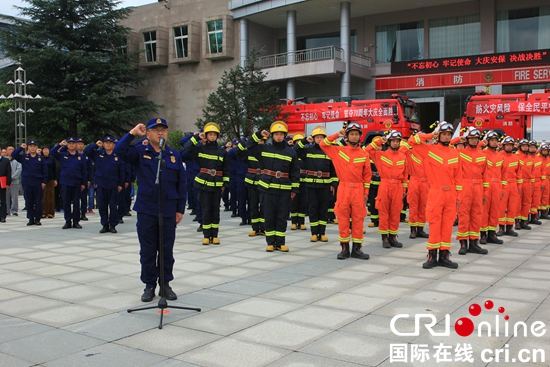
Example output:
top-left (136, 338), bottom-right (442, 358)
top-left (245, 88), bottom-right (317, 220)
top-left (27, 140), bottom-right (38, 146)
top-left (232, 138), bottom-right (240, 145)
top-left (67, 137), bottom-right (77, 143)
top-left (146, 118), bottom-right (168, 130)
top-left (76, 138), bottom-right (84, 143)
top-left (103, 136), bottom-right (116, 142)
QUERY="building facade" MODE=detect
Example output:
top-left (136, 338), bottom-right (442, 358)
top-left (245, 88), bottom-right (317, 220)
top-left (124, 0), bottom-right (550, 133)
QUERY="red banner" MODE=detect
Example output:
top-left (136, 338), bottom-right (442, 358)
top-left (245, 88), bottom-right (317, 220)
top-left (376, 65), bottom-right (550, 92)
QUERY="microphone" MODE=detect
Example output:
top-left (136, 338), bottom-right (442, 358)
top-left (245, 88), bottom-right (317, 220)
top-left (159, 137), bottom-right (165, 149)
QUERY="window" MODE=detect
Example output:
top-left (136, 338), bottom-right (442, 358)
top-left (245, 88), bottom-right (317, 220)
top-left (429, 15), bottom-right (480, 58)
top-left (143, 31), bottom-right (156, 62)
top-left (376, 22), bottom-right (424, 63)
top-left (207, 19), bottom-right (223, 54)
top-left (497, 6), bottom-right (550, 52)
top-left (174, 25), bottom-right (188, 58)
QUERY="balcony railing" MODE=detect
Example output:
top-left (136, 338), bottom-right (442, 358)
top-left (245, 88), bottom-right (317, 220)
top-left (256, 46), bottom-right (371, 69)
top-left (256, 46), bottom-right (344, 68)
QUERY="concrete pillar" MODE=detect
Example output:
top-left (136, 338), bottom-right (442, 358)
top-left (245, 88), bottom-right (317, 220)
top-left (286, 10), bottom-right (296, 100)
top-left (240, 19), bottom-right (248, 67)
top-left (340, 2), bottom-right (350, 98)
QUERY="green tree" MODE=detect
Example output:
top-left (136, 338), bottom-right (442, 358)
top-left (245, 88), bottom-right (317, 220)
top-left (0, 0), bottom-right (160, 144)
top-left (196, 48), bottom-right (281, 141)
top-left (167, 130), bottom-right (183, 151)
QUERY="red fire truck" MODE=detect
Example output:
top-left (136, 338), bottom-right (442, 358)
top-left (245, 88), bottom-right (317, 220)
top-left (461, 90), bottom-right (550, 140)
top-left (279, 94), bottom-right (421, 143)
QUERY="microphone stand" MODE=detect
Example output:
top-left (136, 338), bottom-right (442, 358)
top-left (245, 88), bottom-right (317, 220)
top-left (128, 139), bottom-right (201, 329)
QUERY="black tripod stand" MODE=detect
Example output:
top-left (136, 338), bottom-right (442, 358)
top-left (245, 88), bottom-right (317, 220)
top-left (128, 138), bottom-right (200, 329)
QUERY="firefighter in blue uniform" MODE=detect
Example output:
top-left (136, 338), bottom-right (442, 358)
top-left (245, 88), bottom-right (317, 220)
top-left (184, 122), bottom-right (229, 245)
top-left (84, 136), bottom-right (125, 233)
top-left (228, 140), bottom-right (251, 226)
top-left (51, 138), bottom-right (88, 229)
top-left (115, 118), bottom-right (186, 302)
top-left (12, 140), bottom-right (48, 225)
top-left (236, 135), bottom-right (267, 236)
top-left (247, 121), bottom-right (301, 252)
top-left (76, 138), bottom-right (93, 222)
top-left (294, 126), bottom-right (336, 242)
top-left (117, 158), bottom-right (132, 224)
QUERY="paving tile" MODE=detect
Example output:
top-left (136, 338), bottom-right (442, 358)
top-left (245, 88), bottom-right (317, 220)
top-left (266, 352), bottom-right (366, 367)
top-left (344, 283), bottom-right (414, 299)
top-left (170, 289), bottom-right (248, 309)
top-left (259, 285), bottom-right (334, 304)
top-left (64, 313), bottom-right (159, 341)
top-left (0, 329), bottom-right (104, 364)
top-left (315, 293), bottom-right (390, 313)
top-left (280, 305), bottom-right (363, 330)
top-left (0, 317), bottom-right (54, 344)
top-left (233, 319), bottom-right (330, 349)
top-left (174, 309), bottom-right (266, 336)
top-left (220, 298), bottom-right (304, 318)
top-left (116, 325), bottom-right (221, 357)
top-left (0, 295), bottom-right (69, 317)
top-left (299, 331), bottom-right (389, 365)
top-left (25, 304), bottom-right (109, 328)
top-left (42, 343), bottom-right (166, 367)
top-left (0, 352), bottom-right (35, 367)
top-left (211, 279), bottom-right (284, 296)
top-left (176, 337), bottom-right (290, 367)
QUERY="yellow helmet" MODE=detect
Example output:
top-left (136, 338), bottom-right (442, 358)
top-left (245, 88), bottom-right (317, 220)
top-left (270, 120), bottom-right (288, 134)
top-left (311, 126), bottom-right (327, 137)
top-left (292, 133), bottom-right (305, 142)
top-left (204, 122), bottom-right (220, 134)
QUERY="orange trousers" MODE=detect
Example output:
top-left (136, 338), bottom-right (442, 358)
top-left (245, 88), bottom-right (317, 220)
top-left (376, 180), bottom-right (403, 235)
top-left (481, 182), bottom-right (502, 232)
top-left (408, 177), bottom-right (428, 228)
top-left (456, 182), bottom-right (483, 240)
top-left (540, 180), bottom-right (549, 210)
top-left (499, 182), bottom-right (519, 226)
top-left (426, 187), bottom-right (457, 250)
top-left (530, 181), bottom-right (541, 214)
top-left (518, 183), bottom-right (532, 221)
top-left (335, 182), bottom-right (367, 244)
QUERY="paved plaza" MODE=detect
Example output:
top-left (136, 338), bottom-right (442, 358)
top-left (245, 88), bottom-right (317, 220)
top-left (1, 199), bottom-right (549, 367)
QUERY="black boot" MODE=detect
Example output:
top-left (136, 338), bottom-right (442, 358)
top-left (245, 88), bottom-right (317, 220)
top-left (468, 239), bottom-right (488, 254)
top-left (62, 221), bottom-right (72, 229)
top-left (389, 234), bottom-right (403, 248)
top-left (422, 250), bottom-right (438, 269)
top-left (382, 234), bottom-right (391, 248)
top-left (539, 210), bottom-right (550, 219)
top-left (479, 231), bottom-right (487, 244)
top-left (520, 220), bottom-right (532, 230)
top-left (231, 210), bottom-right (237, 218)
top-left (34, 219), bottom-right (41, 226)
top-left (505, 225), bottom-right (518, 236)
top-left (337, 242), bottom-right (350, 260)
top-left (409, 227), bottom-right (417, 239)
top-left (453, 218), bottom-right (458, 226)
top-left (487, 230), bottom-right (503, 244)
top-left (416, 227), bottom-right (429, 238)
top-left (27, 218), bottom-right (35, 226)
top-left (351, 243), bottom-right (370, 260)
top-left (80, 213), bottom-right (88, 221)
top-left (99, 225), bottom-right (110, 233)
top-left (496, 225), bottom-right (505, 236)
top-left (515, 219), bottom-right (522, 230)
top-left (438, 249), bottom-right (458, 269)
top-left (529, 214), bottom-right (542, 225)
top-left (458, 240), bottom-right (468, 255)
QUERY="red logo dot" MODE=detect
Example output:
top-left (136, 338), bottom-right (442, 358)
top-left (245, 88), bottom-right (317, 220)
top-left (455, 317), bottom-right (475, 337)
top-left (498, 307), bottom-right (505, 313)
top-left (504, 315), bottom-right (509, 320)
top-left (469, 303), bottom-right (482, 316)
top-left (484, 300), bottom-right (494, 310)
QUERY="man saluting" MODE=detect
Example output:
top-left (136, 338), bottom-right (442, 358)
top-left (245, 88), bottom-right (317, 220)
top-left (115, 118), bottom-right (186, 303)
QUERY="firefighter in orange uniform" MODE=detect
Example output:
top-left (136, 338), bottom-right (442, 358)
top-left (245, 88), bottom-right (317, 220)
top-left (479, 131), bottom-right (505, 245)
top-left (528, 140), bottom-right (543, 225)
top-left (539, 144), bottom-right (550, 219)
top-left (516, 139), bottom-right (533, 230)
top-left (401, 135), bottom-right (429, 239)
top-left (408, 122), bottom-right (462, 269)
top-left (497, 136), bottom-right (521, 237)
top-left (320, 122), bottom-right (371, 260)
top-left (452, 128), bottom-right (488, 255)
top-left (366, 131), bottom-right (408, 248)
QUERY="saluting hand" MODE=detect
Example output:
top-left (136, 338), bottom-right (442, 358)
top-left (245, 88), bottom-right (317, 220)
top-left (130, 123), bottom-right (147, 137)
top-left (261, 130), bottom-right (269, 138)
top-left (96, 140), bottom-right (103, 147)
top-left (21, 143), bottom-right (27, 149)
top-left (199, 132), bottom-right (206, 141)
top-left (431, 131), bottom-right (439, 140)
top-left (306, 136), bottom-right (313, 143)
top-left (338, 129), bottom-right (345, 138)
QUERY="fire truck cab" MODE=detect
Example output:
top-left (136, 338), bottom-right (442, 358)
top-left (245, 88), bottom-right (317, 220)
top-left (461, 90), bottom-right (550, 140)
top-left (279, 94), bottom-right (420, 144)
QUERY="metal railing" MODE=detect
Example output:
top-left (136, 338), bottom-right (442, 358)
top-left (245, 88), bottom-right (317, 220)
top-left (256, 46), bottom-right (344, 68)
top-left (350, 52), bottom-right (371, 68)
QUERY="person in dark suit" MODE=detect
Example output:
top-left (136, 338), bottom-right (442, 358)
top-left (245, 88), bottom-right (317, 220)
top-left (0, 147), bottom-right (12, 222)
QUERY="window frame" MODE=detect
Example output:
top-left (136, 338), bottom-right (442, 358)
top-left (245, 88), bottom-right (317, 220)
top-left (143, 30), bottom-right (157, 63)
top-left (173, 25), bottom-right (189, 59)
